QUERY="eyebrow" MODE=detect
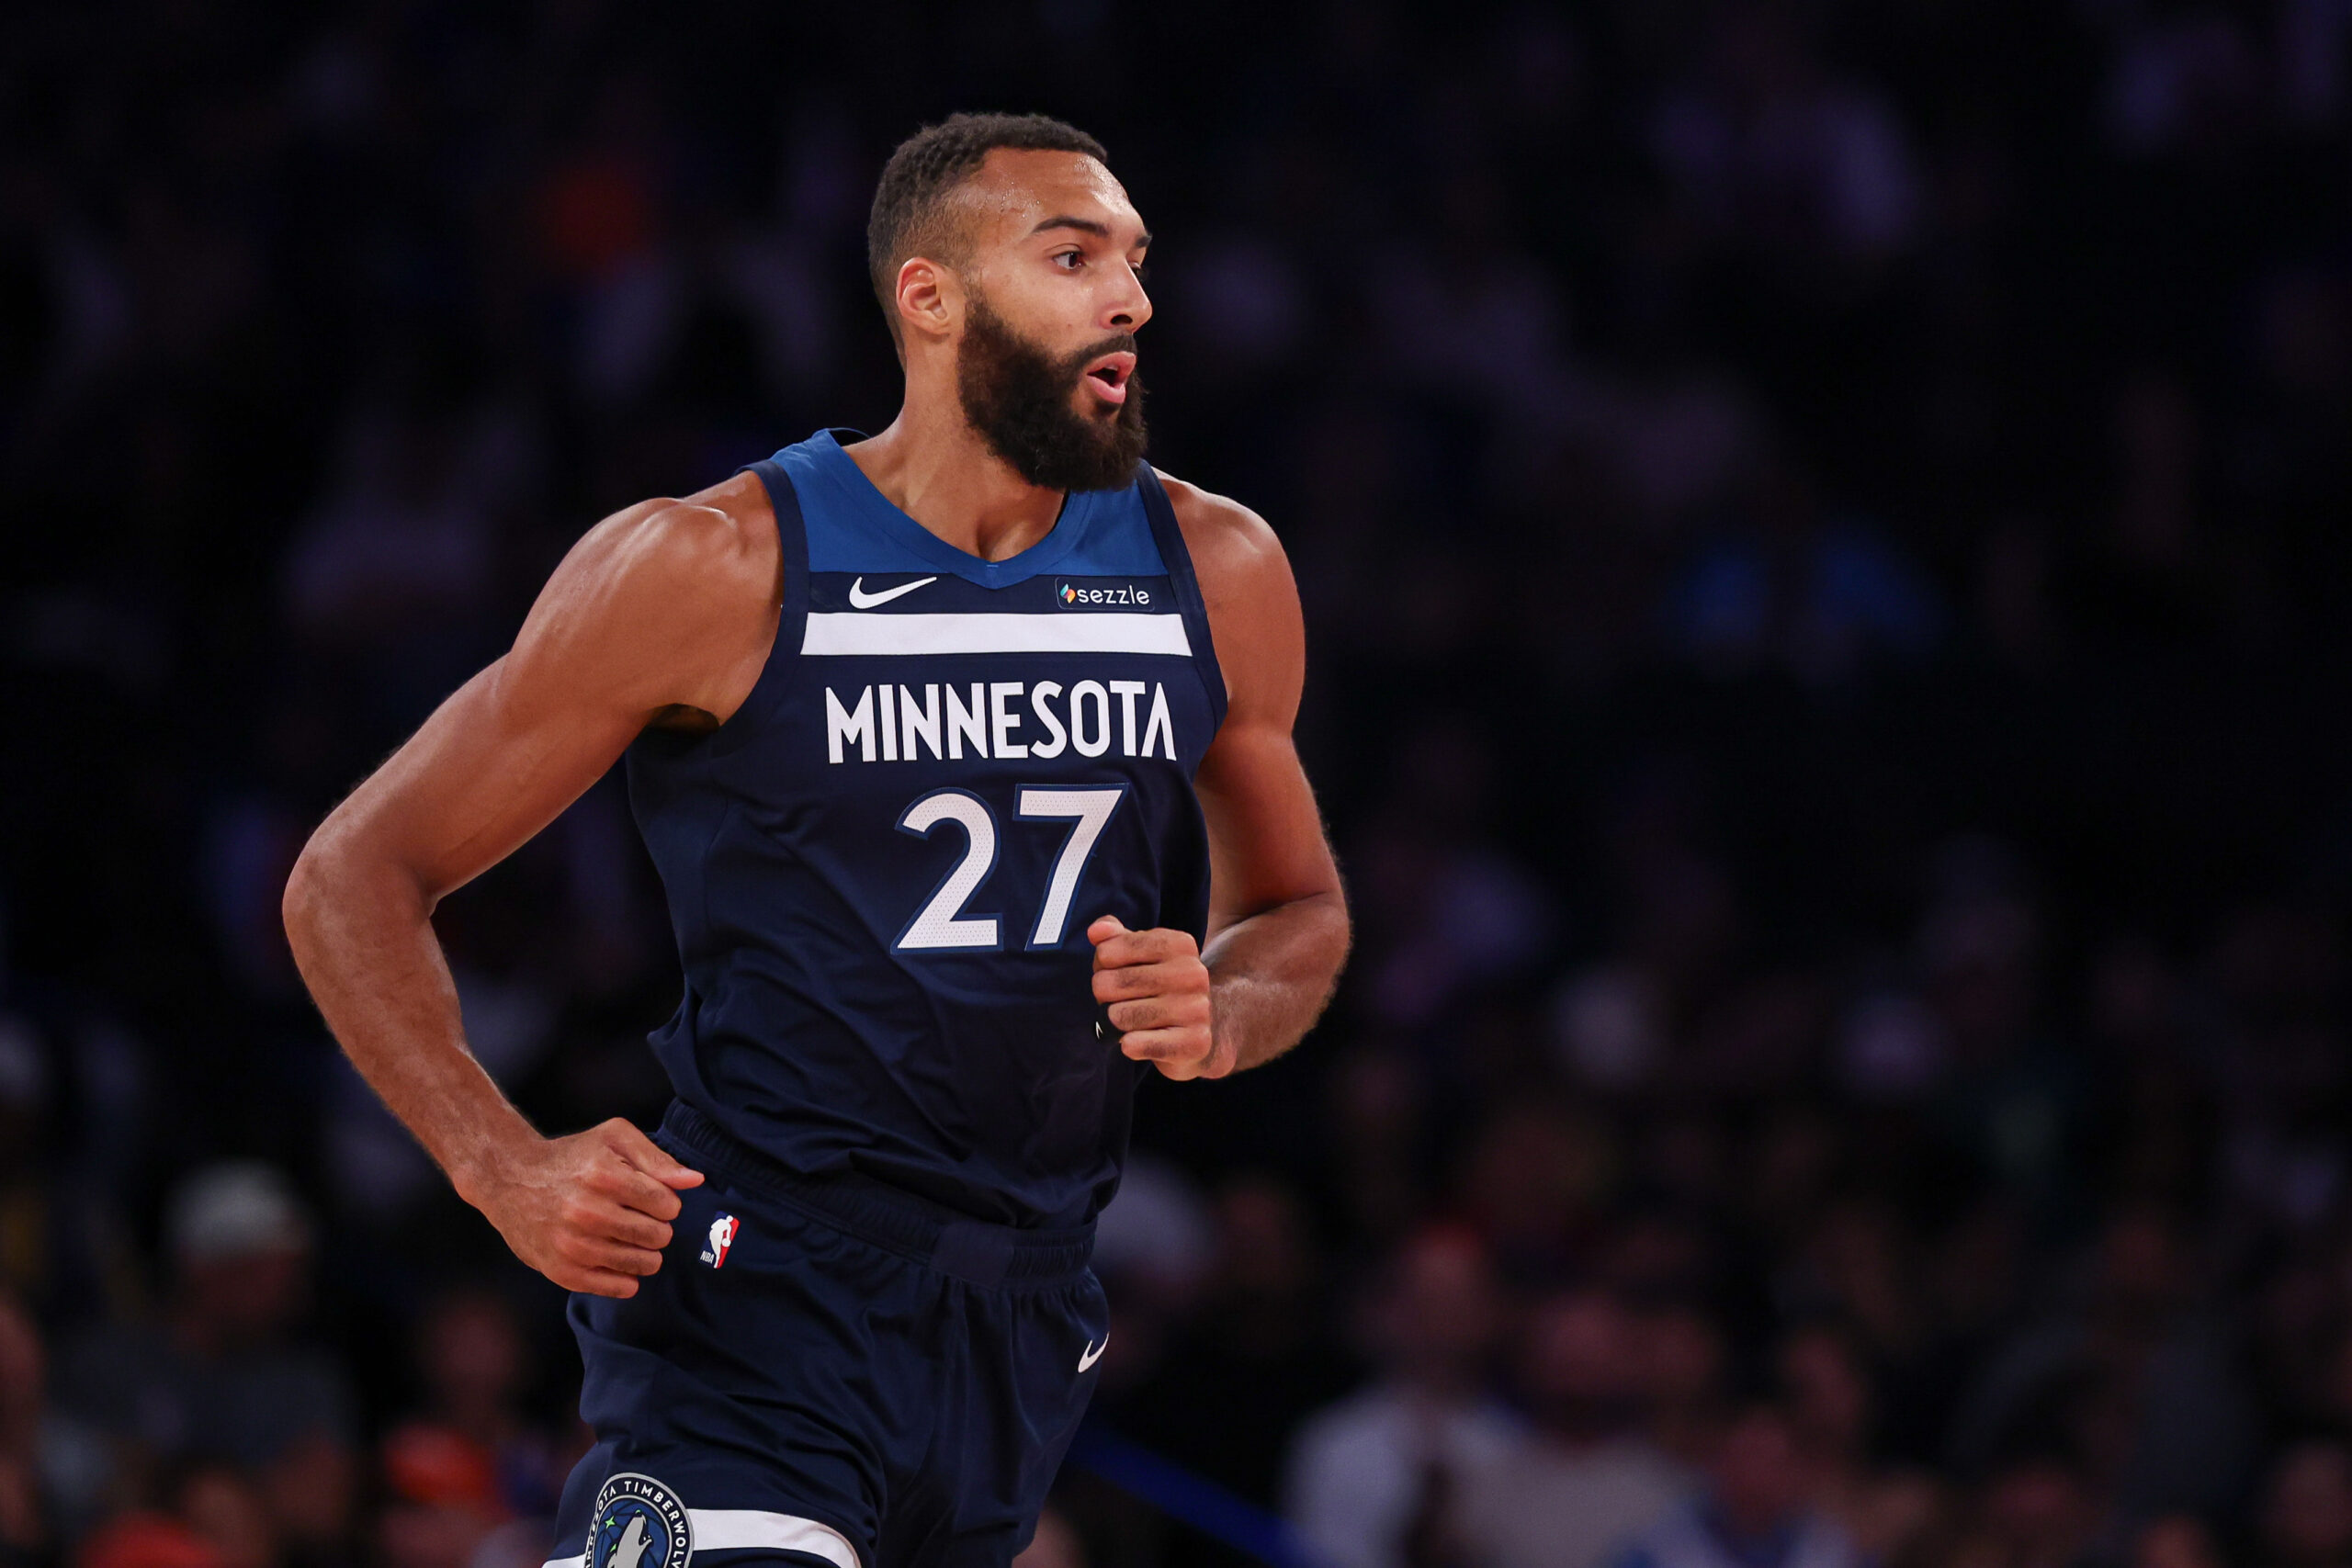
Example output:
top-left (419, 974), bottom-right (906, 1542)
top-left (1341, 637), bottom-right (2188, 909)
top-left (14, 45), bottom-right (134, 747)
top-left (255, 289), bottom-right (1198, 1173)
top-left (1030, 215), bottom-right (1152, 247)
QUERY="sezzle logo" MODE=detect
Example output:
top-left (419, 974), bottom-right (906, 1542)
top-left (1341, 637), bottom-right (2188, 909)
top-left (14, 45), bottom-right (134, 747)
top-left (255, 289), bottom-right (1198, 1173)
top-left (1057, 581), bottom-right (1150, 608)
top-left (701, 1213), bottom-right (739, 1268)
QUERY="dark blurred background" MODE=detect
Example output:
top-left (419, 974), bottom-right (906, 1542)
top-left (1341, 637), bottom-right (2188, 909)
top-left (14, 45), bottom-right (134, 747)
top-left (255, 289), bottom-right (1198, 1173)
top-left (5, 4), bottom-right (2352, 1568)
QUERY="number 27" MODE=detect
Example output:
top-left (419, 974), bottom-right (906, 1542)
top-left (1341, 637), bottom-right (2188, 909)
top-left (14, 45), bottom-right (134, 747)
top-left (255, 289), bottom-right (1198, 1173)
top-left (895, 786), bottom-right (1126, 952)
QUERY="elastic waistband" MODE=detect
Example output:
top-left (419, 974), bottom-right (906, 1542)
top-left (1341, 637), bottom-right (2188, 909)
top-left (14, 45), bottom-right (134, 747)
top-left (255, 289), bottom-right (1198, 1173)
top-left (657, 1102), bottom-right (1094, 1288)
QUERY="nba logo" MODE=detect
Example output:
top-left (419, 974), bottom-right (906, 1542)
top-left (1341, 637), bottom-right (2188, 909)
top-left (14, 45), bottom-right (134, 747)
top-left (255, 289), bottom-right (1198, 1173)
top-left (701, 1213), bottom-right (740, 1268)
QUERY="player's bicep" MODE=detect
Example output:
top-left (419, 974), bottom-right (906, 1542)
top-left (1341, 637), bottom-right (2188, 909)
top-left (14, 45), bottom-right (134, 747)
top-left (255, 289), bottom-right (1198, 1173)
top-left (1172, 481), bottom-right (1338, 935)
top-left (311, 500), bottom-right (760, 902)
top-left (332, 651), bottom-right (650, 901)
top-left (1195, 717), bottom-right (1341, 939)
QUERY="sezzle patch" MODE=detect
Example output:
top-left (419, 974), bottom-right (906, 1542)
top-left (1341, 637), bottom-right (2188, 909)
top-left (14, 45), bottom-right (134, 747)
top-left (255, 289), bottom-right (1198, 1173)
top-left (1056, 581), bottom-right (1151, 607)
top-left (587, 1472), bottom-right (692, 1568)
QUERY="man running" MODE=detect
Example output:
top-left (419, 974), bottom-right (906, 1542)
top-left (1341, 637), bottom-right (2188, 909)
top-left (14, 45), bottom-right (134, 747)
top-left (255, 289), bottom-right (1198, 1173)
top-left (284, 113), bottom-right (1348, 1568)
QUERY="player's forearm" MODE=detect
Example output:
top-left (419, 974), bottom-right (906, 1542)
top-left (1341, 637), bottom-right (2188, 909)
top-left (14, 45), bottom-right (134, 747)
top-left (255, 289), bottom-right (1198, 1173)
top-left (1204, 889), bottom-right (1350, 1074)
top-left (282, 832), bottom-right (538, 1201)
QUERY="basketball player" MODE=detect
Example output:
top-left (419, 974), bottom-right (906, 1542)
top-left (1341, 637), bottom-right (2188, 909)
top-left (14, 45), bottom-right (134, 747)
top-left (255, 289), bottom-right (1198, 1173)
top-left (283, 114), bottom-right (1349, 1568)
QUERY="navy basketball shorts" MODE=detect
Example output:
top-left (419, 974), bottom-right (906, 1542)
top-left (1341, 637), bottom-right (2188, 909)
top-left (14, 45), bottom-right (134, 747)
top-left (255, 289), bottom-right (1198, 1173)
top-left (543, 1104), bottom-right (1109, 1568)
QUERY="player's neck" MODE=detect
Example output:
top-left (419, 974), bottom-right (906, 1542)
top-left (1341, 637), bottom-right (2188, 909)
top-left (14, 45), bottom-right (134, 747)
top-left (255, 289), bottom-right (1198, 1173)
top-left (843, 399), bottom-right (1063, 564)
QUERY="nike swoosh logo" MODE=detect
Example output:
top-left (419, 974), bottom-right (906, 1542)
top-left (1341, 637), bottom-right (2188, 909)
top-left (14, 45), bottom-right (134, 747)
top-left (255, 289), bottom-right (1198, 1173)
top-left (1078, 1336), bottom-right (1108, 1373)
top-left (847, 575), bottom-right (937, 609)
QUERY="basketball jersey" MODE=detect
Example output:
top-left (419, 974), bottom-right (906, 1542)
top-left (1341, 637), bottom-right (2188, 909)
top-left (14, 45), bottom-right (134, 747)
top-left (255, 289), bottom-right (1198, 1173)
top-left (626, 431), bottom-right (1228, 1229)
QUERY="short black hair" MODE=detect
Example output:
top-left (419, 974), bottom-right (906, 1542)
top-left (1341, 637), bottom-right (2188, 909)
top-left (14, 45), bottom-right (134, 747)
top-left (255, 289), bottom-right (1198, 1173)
top-left (866, 113), bottom-right (1110, 341)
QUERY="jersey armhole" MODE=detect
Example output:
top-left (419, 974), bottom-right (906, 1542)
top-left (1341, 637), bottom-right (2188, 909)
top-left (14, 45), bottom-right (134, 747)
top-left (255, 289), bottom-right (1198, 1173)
top-left (1136, 467), bottom-right (1230, 739)
top-left (704, 457), bottom-right (813, 758)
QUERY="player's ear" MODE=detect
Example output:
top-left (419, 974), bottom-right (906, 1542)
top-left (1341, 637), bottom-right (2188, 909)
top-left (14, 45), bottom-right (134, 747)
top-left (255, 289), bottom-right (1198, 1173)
top-left (895, 256), bottom-right (958, 344)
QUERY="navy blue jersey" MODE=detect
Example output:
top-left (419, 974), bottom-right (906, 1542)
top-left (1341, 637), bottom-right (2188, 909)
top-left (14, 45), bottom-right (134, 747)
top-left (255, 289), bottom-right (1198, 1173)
top-left (625, 432), bottom-right (1227, 1229)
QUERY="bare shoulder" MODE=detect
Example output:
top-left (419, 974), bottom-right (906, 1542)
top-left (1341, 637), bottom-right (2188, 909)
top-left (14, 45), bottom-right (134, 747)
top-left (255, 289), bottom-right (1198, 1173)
top-left (566, 470), bottom-right (779, 608)
top-left (1154, 470), bottom-right (1302, 720)
top-left (517, 470), bottom-right (781, 722)
top-left (1156, 471), bottom-right (1292, 605)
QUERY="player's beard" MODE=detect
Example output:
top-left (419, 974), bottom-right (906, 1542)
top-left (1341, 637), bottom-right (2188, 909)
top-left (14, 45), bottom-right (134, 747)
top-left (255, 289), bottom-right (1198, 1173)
top-left (956, 290), bottom-right (1148, 492)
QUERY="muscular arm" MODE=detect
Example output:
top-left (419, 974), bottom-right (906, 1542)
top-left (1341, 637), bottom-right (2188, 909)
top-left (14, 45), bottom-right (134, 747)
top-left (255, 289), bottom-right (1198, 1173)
top-left (1090, 477), bottom-right (1350, 1079)
top-left (282, 474), bottom-right (779, 1295)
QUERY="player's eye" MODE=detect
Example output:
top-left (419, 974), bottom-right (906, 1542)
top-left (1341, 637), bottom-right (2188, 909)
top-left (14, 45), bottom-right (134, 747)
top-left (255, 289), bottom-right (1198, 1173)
top-left (1131, 260), bottom-right (1151, 283)
top-left (1053, 251), bottom-right (1083, 271)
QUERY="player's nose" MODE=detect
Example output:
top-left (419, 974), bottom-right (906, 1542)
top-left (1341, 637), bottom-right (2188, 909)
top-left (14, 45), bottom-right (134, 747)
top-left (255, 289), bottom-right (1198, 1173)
top-left (1106, 264), bottom-right (1151, 333)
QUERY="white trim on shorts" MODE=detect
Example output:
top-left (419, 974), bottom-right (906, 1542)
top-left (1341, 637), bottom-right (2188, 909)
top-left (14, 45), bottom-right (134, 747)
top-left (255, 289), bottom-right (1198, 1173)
top-left (544, 1508), bottom-right (862, 1568)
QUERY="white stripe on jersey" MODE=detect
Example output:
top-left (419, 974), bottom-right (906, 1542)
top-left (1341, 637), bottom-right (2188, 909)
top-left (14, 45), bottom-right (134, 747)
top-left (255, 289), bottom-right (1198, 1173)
top-left (801, 611), bottom-right (1192, 658)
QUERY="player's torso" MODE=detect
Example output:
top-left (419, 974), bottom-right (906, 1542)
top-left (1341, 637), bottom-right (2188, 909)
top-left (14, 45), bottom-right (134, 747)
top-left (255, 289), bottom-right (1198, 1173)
top-left (626, 431), bottom-right (1226, 1227)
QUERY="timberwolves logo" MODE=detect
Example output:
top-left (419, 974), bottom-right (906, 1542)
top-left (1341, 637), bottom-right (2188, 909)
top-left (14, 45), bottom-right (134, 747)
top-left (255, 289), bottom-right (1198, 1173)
top-left (587, 1473), bottom-right (691, 1568)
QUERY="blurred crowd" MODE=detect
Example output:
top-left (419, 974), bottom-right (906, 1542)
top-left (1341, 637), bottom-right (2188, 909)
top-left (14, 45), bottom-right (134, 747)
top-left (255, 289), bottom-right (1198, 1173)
top-left (5, 3), bottom-right (2352, 1568)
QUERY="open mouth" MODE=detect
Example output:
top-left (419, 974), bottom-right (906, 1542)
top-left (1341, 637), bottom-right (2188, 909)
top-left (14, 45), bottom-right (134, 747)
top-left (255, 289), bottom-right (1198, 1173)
top-left (1081, 351), bottom-right (1136, 408)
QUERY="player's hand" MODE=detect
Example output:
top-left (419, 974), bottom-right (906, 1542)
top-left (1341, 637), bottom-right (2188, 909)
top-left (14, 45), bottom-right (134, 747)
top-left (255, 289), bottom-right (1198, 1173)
top-left (466, 1118), bottom-right (703, 1298)
top-left (1089, 917), bottom-right (1227, 1080)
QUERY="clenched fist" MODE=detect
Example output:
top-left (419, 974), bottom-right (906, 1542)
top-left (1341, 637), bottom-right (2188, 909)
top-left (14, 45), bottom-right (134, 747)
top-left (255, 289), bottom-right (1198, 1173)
top-left (461, 1118), bottom-right (703, 1298)
top-left (1089, 916), bottom-right (1228, 1080)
